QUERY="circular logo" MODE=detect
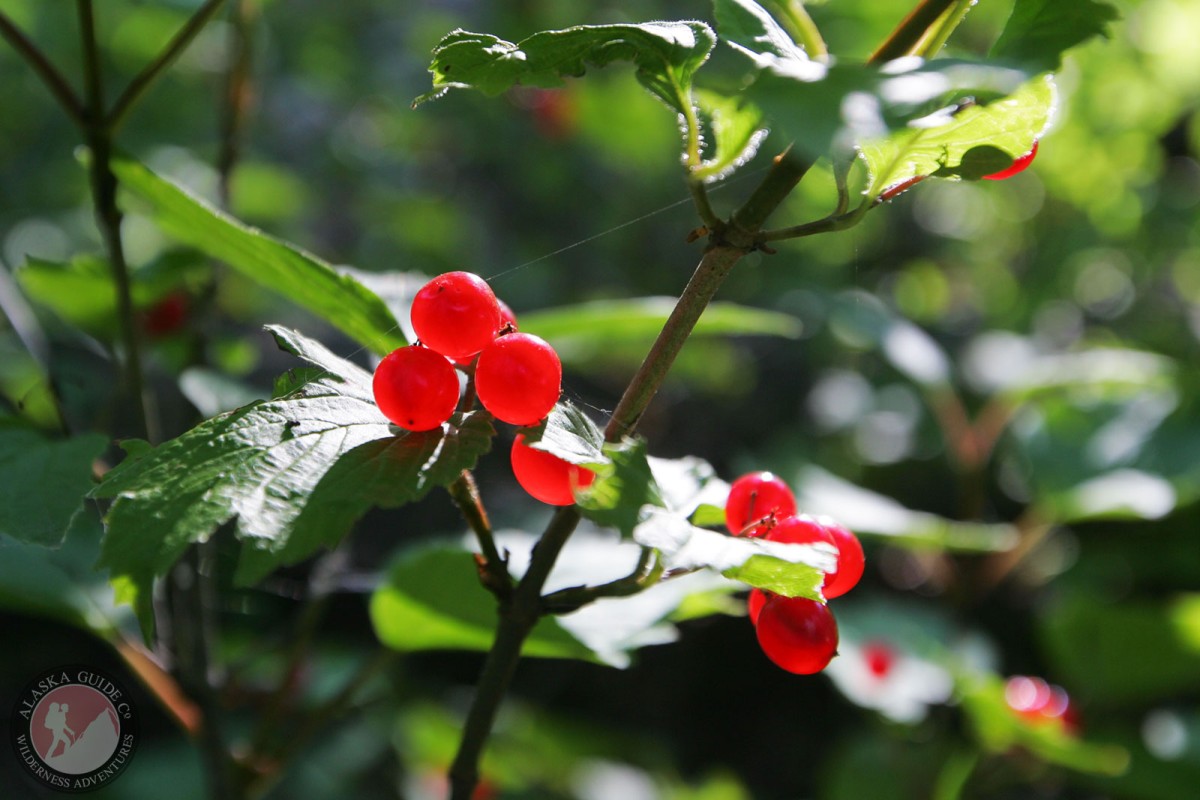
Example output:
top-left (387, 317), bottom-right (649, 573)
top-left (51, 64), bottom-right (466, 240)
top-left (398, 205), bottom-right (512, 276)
top-left (10, 666), bottom-right (138, 792)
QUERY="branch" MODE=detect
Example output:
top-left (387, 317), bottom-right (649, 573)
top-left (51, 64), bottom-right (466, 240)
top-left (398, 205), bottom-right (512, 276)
top-left (912, 0), bottom-right (979, 58)
top-left (217, 0), bottom-right (258, 207)
top-left (448, 505), bottom-right (583, 800)
top-left (604, 243), bottom-right (749, 441)
top-left (448, 471), bottom-right (514, 600)
top-left (0, 11), bottom-right (85, 127)
top-left (540, 547), bottom-right (663, 614)
top-left (688, 180), bottom-right (722, 230)
top-left (76, 0), bottom-right (155, 442)
top-left (107, 0), bottom-right (229, 131)
top-left (868, 0), bottom-right (960, 63)
top-left (756, 199), bottom-right (870, 242)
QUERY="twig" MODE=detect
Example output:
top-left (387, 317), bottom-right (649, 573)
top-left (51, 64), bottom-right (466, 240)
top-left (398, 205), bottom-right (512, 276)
top-left (688, 179), bottom-right (722, 230)
top-left (76, 0), bottom-right (155, 443)
top-left (868, 0), bottom-right (960, 64)
top-left (912, 0), bottom-right (979, 59)
top-left (448, 471), bottom-right (514, 600)
top-left (755, 199), bottom-right (870, 242)
top-left (0, 11), bottom-right (86, 127)
top-left (107, 0), bottom-right (229, 131)
top-left (216, 0), bottom-right (257, 206)
top-left (541, 547), bottom-right (663, 614)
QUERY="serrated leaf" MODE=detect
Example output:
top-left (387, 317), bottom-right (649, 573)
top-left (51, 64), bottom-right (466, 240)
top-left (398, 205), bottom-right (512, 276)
top-left (91, 326), bottom-right (485, 636)
top-left (0, 422), bottom-right (107, 547)
top-left (712, 0), bottom-right (812, 67)
top-left (633, 507), bottom-right (835, 598)
top-left (577, 438), bottom-right (663, 538)
top-left (991, 0), bottom-right (1120, 73)
top-left (519, 400), bottom-right (606, 467)
top-left (370, 545), bottom-right (598, 661)
top-left (693, 90), bottom-right (768, 182)
top-left (741, 56), bottom-right (1039, 163)
top-left (415, 22), bottom-right (716, 116)
top-left (860, 74), bottom-right (1056, 197)
top-left (236, 410), bottom-right (494, 584)
top-left (794, 466), bottom-right (1019, 553)
top-left (109, 155), bottom-right (405, 355)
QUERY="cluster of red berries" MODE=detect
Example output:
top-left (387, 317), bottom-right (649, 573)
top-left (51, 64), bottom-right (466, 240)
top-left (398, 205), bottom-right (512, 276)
top-left (724, 471), bottom-right (865, 675)
top-left (1004, 674), bottom-right (1079, 734)
top-left (372, 271), bottom-right (594, 505)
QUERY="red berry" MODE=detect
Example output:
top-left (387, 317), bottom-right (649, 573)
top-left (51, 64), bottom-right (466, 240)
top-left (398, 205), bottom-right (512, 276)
top-left (143, 291), bottom-right (189, 336)
top-left (982, 141), bottom-right (1038, 180)
top-left (372, 345), bottom-right (460, 431)
top-left (725, 472), bottom-right (797, 537)
top-left (475, 333), bottom-right (562, 426)
top-left (756, 595), bottom-right (839, 675)
top-left (862, 640), bottom-right (896, 679)
top-left (822, 521), bottom-right (864, 599)
top-left (510, 433), bottom-right (595, 506)
top-left (410, 271), bottom-right (501, 360)
top-left (748, 588), bottom-right (768, 625)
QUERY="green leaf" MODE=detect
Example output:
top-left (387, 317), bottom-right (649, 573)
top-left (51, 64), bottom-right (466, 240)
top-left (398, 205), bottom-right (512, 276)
top-left (632, 507), bottom-right (835, 598)
top-left (794, 466), bottom-right (1019, 553)
top-left (860, 74), bottom-right (1056, 198)
top-left (693, 90), bottom-right (768, 182)
top-left (108, 155), bottom-right (405, 354)
top-left (91, 326), bottom-right (482, 635)
top-left (991, 0), bottom-right (1121, 73)
top-left (370, 545), bottom-right (598, 661)
top-left (0, 511), bottom-right (118, 632)
top-left (236, 409), bottom-right (494, 585)
top-left (519, 400), bottom-right (607, 467)
top-left (742, 56), bottom-right (1042, 164)
top-left (415, 22), bottom-right (716, 116)
top-left (712, 0), bottom-right (809, 65)
top-left (0, 422), bottom-right (107, 547)
top-left (17, 255), bottom-right (117, 336)
top-left (577, 438), bottom-right (663, 538)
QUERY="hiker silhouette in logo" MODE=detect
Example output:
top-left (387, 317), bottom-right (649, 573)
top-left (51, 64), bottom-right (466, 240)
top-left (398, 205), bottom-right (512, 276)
top-left (43, 701), bottom-right (76, 759)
